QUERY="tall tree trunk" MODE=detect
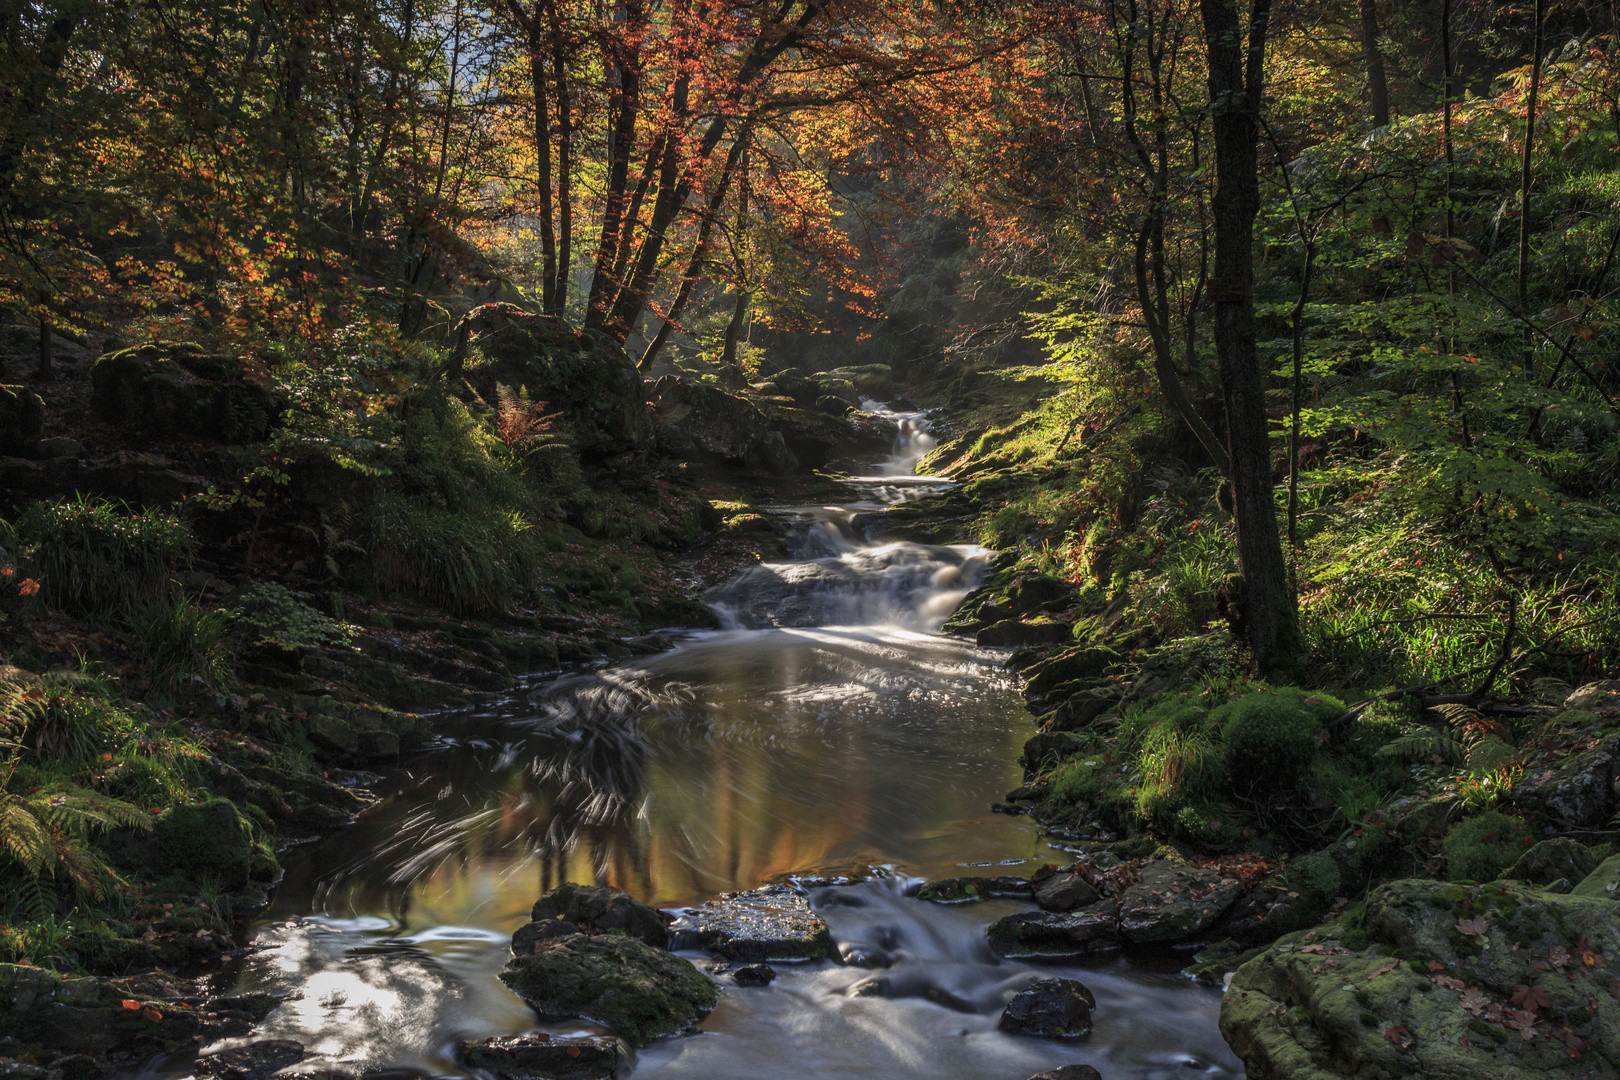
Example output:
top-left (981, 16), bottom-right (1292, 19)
top-left (1359, 0), bottom-right (1389, 128)
top-left (546, 0), bottom-right (573, 315)
top-left (1199, 0), bottom-right (1299, 671)
top-left (1518, 0), bottom-right (1545, 368)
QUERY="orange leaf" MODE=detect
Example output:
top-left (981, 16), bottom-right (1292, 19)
top-left (122, 1000), bottom-right (140, 1010)
top-left (141, 1007), bottom-right (162, 1022)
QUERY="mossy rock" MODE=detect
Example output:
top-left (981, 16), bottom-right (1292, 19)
top-left (154, 798), bottom-right (257, 887)
top-left (1504, 839), bottom-right (1598, 887)
top-left (1441, 811), bottom-right (1532, 883)
top-left (90, 345), bottom-right (279, 444)
top-left (667, 884), bottom-right (831, 962)
top-left (1221, 878), bottom-right (1620, 1080)
top-left (498, 934), bottom-right (719, 1047)
top-left (1215, 688), bottom-right (1341, 800)
top-left (522, 882), bottom-right (672, 948)
top-left (1571, 853), bottom-right (1620, 900)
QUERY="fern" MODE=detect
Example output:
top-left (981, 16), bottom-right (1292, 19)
top-left (0, 761), bottom-right (152, 898)
top-left (1375, 729), bottom-right (1466, 763)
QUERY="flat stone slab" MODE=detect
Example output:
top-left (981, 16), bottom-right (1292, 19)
top-left (988, 900), bottom-right (1118, 958)
top-left (668, 884), bottom-right (831, 962)
top-left (1117, 860), bottom-right (1242, 944)
top-left (196, 1041), bottom-right (306, 1080)
top-left (457, 1034), bottom-right (618, 1080)
top-left (916, 876), bottom-right (1034, 903)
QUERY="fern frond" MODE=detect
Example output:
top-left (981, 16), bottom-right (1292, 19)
top-left (0, 801), bottom-right (51, 874)
top-left (1376, 730), bottom-right (1465, 763)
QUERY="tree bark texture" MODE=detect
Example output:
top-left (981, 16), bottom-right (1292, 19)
top-left (1198, 0), bottom-right (1299, 670)
top-left (1358, 0), bottom-right (1389, 128)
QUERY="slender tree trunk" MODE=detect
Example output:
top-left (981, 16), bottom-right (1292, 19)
top-left (35, 304), bottom-right (52, 381)
top-left (1199, 0), bottom-right (1298, 670)
top-left (546, 1), bottom-right (573, 314)
top-left (1518, 0), bottom-right (1545, 369)
top-left (1359, 0), bottom-right (1389, 128)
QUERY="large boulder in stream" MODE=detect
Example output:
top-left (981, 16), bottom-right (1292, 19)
top-left (651, 375), bottom-right (768, 460)
top-left (1220, 877), bottom-right (1620, 1080)
top-left (999, 978), bottom-right (1095, 1039)
top-left (512, 882), bottom-right (672, 951)
top-left (668, 884), bottom-right (832, 961)
top-left (989, 901), bottom-right (1119, 959)
top-left (1117, 860), bottom-right (1243, 943)
top-left (498, 934), bottom-right (719, 1047)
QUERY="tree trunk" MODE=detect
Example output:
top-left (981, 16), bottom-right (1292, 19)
top-left (1199, 0), bottom-right (1299, 671)
top-left (1359, 0), bottom-right (1389, 128)
top-left (1518, 0), bottom-right (1544, 368)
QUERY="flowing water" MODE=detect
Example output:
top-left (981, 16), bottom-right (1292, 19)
top-left (187, 405), bottom-right (1242, 1080)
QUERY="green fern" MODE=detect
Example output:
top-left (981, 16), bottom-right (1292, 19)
top-left (1375, 729), bottom-right (1466, 764)
top-left (0, 761), bottom-right (152, 898)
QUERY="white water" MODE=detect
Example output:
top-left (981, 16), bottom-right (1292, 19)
top-left (172, 402), bottom-right (1241, 1080)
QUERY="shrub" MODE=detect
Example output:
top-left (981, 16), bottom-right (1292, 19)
top-left (154, 798), bottom-right (256, 887)
top-left (365, 492), bottom-right (537, 613)
top-left (230, 581), bottom-right (354, 653)
top-left (16, 496), bottom-right (191, 614)
top-left (132, 592), bottom-right (235, 693)
top-left (1442, 811), bottom-right (1533, 883)
top-left (1217, 688), bottom-right (1344, 799)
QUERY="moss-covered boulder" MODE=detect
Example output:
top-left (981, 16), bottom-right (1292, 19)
top-left (519, 882), bottom-right (672, 948)
top-left (667, 884), bottom-right (831, 961)
top-left (456, 1034), bottom-right (619, 1080)
top-left (1118, 859), bottom-right (1243, 943)
top-left (1504, 838), bottom-right (1597, 888)
top-left (650, 375), bottom-right (768, 460)
top-left (1571, 853), bottom-right (1620, 899)
top-left (0, 385), bottom-right (44, 456)
top-left (457, 303), bottom-right (650, 456)
top-left (90, 345), bottom-right (279, 444)
top-left (977, 618), bottom-right (1073, 648)
top-left (498, 934), bottom-right (718, 1047)
top-left (154, 798), bottom-right (260, 887)
top-left (1220, 877), bottom-right (1620, 1080)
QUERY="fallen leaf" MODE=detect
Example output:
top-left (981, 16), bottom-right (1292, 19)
top-left (1456, 917), bottom-right (1489, 937)
top-left (141, 1007), bottom-right (162, 1023)
top-left (1459, 988), bottom-right (1491, 1015)
top-left (1511, 984), bottom-right (1551, 1013)
top-left (121, 1000), bottom-right (140, 1011)
top-left (1384, 1025), bottom-right (1413, 1048)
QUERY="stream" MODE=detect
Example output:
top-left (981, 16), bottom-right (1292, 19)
top-left (190, 405), bottom-right (1242, 1080)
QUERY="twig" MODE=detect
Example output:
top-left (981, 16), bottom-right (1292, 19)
top-left (1473, 596), bottom-right (1517, 696)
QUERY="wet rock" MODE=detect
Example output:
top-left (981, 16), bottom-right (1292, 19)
top-left (998, 978), bottom-right (1094, 1039)
top-left (36, 437), bottom-right (80, 459)
top-left (44, 1056), bottom-right (108, 1080)
top-left (836, 942), bottom-right (893, 968)
top-left (1514, 734), bottom-right (1619, 829)
top-left (520, 883), bottom-right (672, 949)
top-left (1503, 838), bottom-right (1599, 887)
top-left (988, 900), bottom-right (1118, 958)
top-left (977, 620), bottom-right (1073, 648)
top-left (669, 884), bottom-right (831, 962)
top-left (746, 429), bottom-right (799, 475)
top-left (354, 729), bottom-right (399, 758)
top-left (915, 876), bottom-right (1033, 903)
top-left (731, 964), bottom-right (776, 987)
top-left (498, 934), bottom-right (719, 1047)
top-left (652, 375), bottom-right (768, 460)
top-left (1023, 648), bottom-right (1121, 701)
top-left (1117, 860), bottom-right (1242, 944)
top-left (0, 385), bottom-right (44, 456)
top-left (1571, 853), bottom-right (1620, 899)
top-left (1025, 1067), bottom-right (1102, 1080)
top-left (1221, 877), bottom-right (1620, 1080)
top-left (456, 1034), bottom-right (619, 1080)
top-left (510, 918), bottom-right (577, 955)
top-left (1564, 679), bottom-right (1620, 713)
top-left (1034, 872), bottom-right (1099, 912)
top-left (196, 1040), bottom-right (306, 1080)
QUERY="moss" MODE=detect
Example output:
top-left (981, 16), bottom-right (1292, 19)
top-left (1216, 688), bottom-right (1342, 801)
top-left (499, 934), bottom-right (719, 1047)
top-left (1441, 811), bottom-right (1532, 883)
top-left (153, 797), bottom-right (259, 887)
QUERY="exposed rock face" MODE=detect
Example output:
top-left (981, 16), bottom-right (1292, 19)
top-left (651, 375), bottom-right (768, 460)
top-left (195, 1041), bottom-right (305, 1080)
top-left (731, 964), bottom-right (776, 987)
top-left (1117, 860), bottom-right (1243, 944)
top-left (0, 964), bottom-right (279, 1057)
top-left (976, 619), bottom-right (1074, 648)
top-left (668, 884), bottom-right (831, 962)
top-left (456, 1034), bottom-right (618, 1080)
top-left (1220, 877), bottom-right (1620, 1080)
top-left (944, 573), bottom-right (1079, 638)
top-left (1571, 853), bottom-right (1620, 899)
top-left (90, 345), bottom-right (280, 444)
top-left (988, 901), bottom-right (1118, 959)
top-left (498, 934), bottom-right (719, 1047)
top-left (1564, 680), bottom-right (1620, 713)
top-left (0, 385), bottom-right (44, 455)
top-left (1025, 1067), bottom-right (1102, 1080)
top-left (1504, 838), bottom-right (1599, 887)
top-left (1034, 872), bottom-right (1099, 912)
top-left (516, 882), bottom-right (672, 949)
top-left (916, 876), bottom-right (1033, 904)
top-left (458, 303), bottom-right (650, 455)
top-left (998, 978), bottom-right (1095, 1038)
top-left (1514, 735), bottom-right (1619, 829)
